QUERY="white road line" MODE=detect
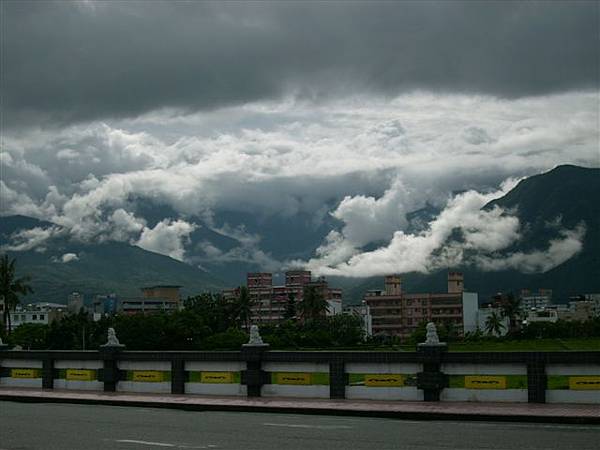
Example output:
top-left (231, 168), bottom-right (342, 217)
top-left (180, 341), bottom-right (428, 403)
top-left (116, 441), bottom-right (175, 448)
top-left (263, 422), bottom-right (352, 430)
top-left (114, 440), bottom-right (217, 448)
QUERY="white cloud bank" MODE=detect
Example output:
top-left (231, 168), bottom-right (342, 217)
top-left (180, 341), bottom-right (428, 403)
top-left (298, 179), bottom-right (586, 277)
top-left (55, 253), bottom-right (79, 263)
top-left (474, 225), bottom-right (586, 273)
top-left (1, 91), bottom-right (596, 267)
top-left (0, 226), bottom-right (65, 252)
top-left (136, 219), bottom-right (197, 262)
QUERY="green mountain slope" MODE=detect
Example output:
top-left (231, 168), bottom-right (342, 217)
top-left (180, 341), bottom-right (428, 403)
top-left (0, 216), bottom-right (225, 304)
top-left (342, 165), bottom-right (600, 304)
top-left (2, 165), bottom-right (597, 305)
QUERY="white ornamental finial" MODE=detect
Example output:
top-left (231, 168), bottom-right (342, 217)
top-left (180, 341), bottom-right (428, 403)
top-left (424, 322), bottom-right (440, 345)
top-left (247, 325), bottom-right (264, 345)
top-left (101, 327), bottom-right (124, 348)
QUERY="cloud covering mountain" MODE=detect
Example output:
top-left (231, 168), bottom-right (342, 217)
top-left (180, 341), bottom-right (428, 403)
top-left (1, 1), bottom-right (598, 282)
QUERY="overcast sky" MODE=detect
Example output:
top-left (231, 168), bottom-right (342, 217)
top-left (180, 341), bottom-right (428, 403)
top-left (1, 1), bottom-right (598, 275)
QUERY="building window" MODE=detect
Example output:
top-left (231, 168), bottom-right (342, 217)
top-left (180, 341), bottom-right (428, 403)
top-left (40, 314), bottom-right (45, 320)
top-left (32, 315), bottom-right (37, 320)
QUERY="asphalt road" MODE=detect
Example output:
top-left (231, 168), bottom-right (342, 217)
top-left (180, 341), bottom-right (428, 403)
top-left (1, 401), bottom-right (599, 450)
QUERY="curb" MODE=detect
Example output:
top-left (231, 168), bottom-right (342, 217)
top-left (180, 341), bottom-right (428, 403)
top-left (1, 393), bottom-right (598, 425)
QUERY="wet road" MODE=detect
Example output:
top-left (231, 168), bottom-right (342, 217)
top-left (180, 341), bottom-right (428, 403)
top-left (1, 401), bottom-right (598, 450)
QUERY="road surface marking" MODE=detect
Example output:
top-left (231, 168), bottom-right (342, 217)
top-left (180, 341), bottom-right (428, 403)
top-left (263, 422), bottom-right (352, 429)
top-left (114, 440), bottom-right (217, 448)
top-left (116, 441), bottom-right (175, 448)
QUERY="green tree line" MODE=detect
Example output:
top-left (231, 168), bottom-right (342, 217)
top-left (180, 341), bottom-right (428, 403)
top-left (2, 291), bottom-right (365, 351)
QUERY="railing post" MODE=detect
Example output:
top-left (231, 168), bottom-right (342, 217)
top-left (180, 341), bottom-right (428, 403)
top-left (171, 358), bottom-right (185, 394)
top-left (0, 343), bottom-right (10, 382)
top-left (100, 347), bottom-right (122, 392)
top-left (241, 345), bottom-right (269, 397)
top-left (416, 342), bottom-right (448, 402)
top-left (42, 357), bottom-right (54, 389)
top-left (99, 329), bottom-right (126, 392)
top-left (527, 354), bottom-right (547, 403)
top-left (329, 360), bottom-right (346, 399)
top-left (241, 326), bottom-right (270, 397)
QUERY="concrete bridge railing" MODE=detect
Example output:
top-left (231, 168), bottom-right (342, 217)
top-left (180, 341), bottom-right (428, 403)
top-left (1, 347), bottom-right (599, 404)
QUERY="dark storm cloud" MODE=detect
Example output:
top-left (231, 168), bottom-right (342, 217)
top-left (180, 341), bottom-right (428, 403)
top-left (3, 1), bottom-right (598, 125)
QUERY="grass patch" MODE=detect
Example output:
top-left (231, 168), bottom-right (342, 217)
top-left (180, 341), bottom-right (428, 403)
top-left (446, 338), bottom-right (600, 352)
top-left (264, 338), bottom-right (600, 352)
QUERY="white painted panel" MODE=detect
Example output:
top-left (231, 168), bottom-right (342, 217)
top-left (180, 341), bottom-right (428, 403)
top-left (116, 381), bottom-right (171, 393)
top-left (462, 292), bottom-right (479, 333)
top-left (546, 390), bottom-right (600, 404)
top-left (441, 363), bottom-right (526, 375)
top-left (345, 363), bottom-right (421, 374)
top-left (117, 361), bottom-right (171, 371)
top-left (185, 361), bottom-right (244, 371)
top-left (346, 386), bottom-right (422, 401)
top-left (54, 360), bottom-right (102, 369)
top-left (261, 385), bottom-right (330, 398)
top-left (184, 383), bottom-right (247, 396)
top-left (262, 362), bottom-right (329, 373)
top-left (546, 364), bottom-right (600, 376)
top-left (53, 380), bottom-right (103, 391)
top-left (0, 378), bottom-right (42, 388)
top-left (0, 359), bottom-right (42, 368)
top-left (441, 388), bottom-right (528, 402)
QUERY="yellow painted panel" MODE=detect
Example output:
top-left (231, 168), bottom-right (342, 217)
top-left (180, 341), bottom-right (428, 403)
top-left (569, 376), bottom-right (600, 390)
top-left (275, 372), bottom-right (311, 385)
top-left (364, 374), bottom-right (404, 387)
top-left (200, 372), bottom-right (234, 384)
top-left (11, 369), bottom-right (38, 379)
top-left (465, 375), bottom-right (507, 390)
top-left (66, 369), bottom-right (95, 381)
top-left (132, 370), bottom-right (164, 382)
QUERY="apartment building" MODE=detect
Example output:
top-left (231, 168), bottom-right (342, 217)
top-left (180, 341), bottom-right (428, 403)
top-left (363, 272), bottom-right (478, 339)
top-left (520, 288), bottom-right (553, 310)
top-left (8, 303), bottom-right (66, 329)
top-left (119, 285), bottom-right (182, 315)
top-left (90, 293), bottom-right (119, 321)
top-left (240, 270), bottom-right (342, 325)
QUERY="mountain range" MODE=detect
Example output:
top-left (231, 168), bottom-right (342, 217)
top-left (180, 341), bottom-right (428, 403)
top-left (1, 164), bottom-right (598, 305)
top-left (0, 216), bottom-right (225, 303)
top-left (341, 165), bottom-right (600, 303)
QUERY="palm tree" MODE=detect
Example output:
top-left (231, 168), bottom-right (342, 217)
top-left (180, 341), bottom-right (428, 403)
top-left (235, 286), bottom-right (253, 330)
top-left (298, 285), bottom-right (328, 321)
top-left (499, 292), bottom-right (521, 334)
top-left (0, 255), bottom-right (33, 333)
top-left (484, 311), bottom-right (505, 336)
top-left (283, 291), bottom-right (296, 321)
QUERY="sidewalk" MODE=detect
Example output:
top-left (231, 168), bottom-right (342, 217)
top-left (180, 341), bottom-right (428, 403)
top-left (0, 387), bottom-right (598, 424)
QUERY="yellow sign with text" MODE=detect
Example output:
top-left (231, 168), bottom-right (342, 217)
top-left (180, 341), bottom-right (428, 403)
top-left (11, 368), bottom-right (38, 379)
top-left (569, 376), bottom-right (600, 390)
top-left (465, 375), bottom-right (507, 389)
top-left (66, 369), bottom-right (95, 381)
top-left (200, 372), bottom-right (234, 384)
top-left (275, 372), bottom-right (311, 385)
top-left (132, 371), bottom-right (164, 382)
top-left (364, 374), bottom-right (404, 387)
